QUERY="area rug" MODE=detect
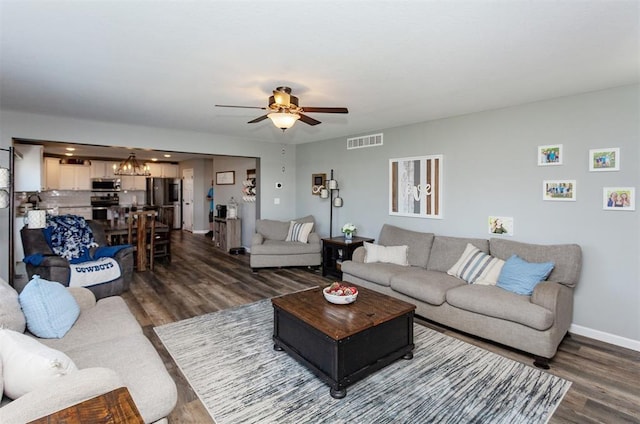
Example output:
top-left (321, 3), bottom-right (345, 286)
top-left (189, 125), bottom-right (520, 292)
top-left (155, 299), bottom-right (571, 424)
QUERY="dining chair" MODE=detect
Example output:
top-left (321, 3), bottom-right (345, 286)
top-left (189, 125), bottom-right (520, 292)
top-left (127, 210), bottom-right (157, 271)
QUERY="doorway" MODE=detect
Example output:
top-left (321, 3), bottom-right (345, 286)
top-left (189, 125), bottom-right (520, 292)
top-left (182, 168), bottom-right (194, 232)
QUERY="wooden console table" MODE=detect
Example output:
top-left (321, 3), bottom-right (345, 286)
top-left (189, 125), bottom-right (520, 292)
top-left (28, 387), bottom-right (143, 424)
top-left (214, 217), bottom-right (241, 252)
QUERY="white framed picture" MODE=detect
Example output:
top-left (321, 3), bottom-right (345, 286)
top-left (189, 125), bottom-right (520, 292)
top-left (603, 187), bottom-right (635, 211)
top-left (538, 144), bottom-right (563, 166)
top-left (488, 216), bottom-right (514, 236)
top-left (543, 180), bottom-right (576, 201)
top-left (589, 148), bottom-right (620, 172)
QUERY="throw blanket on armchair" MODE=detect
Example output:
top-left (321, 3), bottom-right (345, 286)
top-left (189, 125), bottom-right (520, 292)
top-left (44, 215), bottom-right (98, 263)
top-left (68, 257), bottom-right (121, 288)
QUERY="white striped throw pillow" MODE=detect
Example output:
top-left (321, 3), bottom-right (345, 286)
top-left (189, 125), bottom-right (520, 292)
top-left (285, 221), bottom-right (314, 243)
top-left (447, 243), bottom-right (505, 285)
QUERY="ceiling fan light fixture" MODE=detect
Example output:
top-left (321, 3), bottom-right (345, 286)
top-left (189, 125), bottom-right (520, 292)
top-left (267, 112), bottom-right (300, 130)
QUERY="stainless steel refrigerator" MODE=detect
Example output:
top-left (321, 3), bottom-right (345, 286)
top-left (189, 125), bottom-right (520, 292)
top-left (145, 177), bottom-right (181, 229)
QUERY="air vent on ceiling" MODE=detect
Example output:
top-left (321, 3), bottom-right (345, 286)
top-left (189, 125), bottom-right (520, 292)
top-left (347, 133), bottom-right (383, 150)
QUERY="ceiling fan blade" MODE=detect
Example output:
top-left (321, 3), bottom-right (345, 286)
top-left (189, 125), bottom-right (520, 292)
top-left (298, 113), bottom-right (321, 126)
top-left (215, 104), bottom-right (267, 110)
top-left (248, 114), bottom-right (269, 124)
top-left (300, 107), bottom-right (348, 114)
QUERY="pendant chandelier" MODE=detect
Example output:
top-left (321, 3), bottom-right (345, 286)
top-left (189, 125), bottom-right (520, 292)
top-left (113, 153), bottom-right (150, 176)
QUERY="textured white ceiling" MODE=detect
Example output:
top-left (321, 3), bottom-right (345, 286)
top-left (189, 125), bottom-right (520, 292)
top-left (1, 1), bottom-right (638, 145)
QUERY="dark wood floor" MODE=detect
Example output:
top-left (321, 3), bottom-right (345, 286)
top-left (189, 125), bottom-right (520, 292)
top-left (122, 230), bottom-right (640, 424)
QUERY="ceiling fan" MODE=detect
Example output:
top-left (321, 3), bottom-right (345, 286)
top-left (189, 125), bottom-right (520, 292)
top-left (215, 86), bottom-right (348, 131)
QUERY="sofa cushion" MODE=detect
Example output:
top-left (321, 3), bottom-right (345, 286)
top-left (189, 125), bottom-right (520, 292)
top-left (256, 215), bottom-right (315, 241)
top-left (378, 224), bottom-right (435, 268)
top-left (390, 269), bottom-right (465, 306)
top-left (37, 296), bottom-right (142, 352)
top-left (0, 329), bottom-right (78, 399)
top-left (251, 239), bottom-right (321, 255)
top-left (490, 238), bottom-right (582, 288)
top-left (427, 236), bottom-right (489, 272)
top-left (445, 285), bottom-right (554, 331)
top-left (496, 255), bottom-right (554, 296)
top-left (19, 276), bottom-right (80, 339)
top-left (0, 277), bottom-right (26, 333)
top-left (447, 243), bottom-right (505, 285)
top-left (340, 261), bottom-right (402, 287)
top-left (65, 333), bottom-right (177, 423)
top-left (363, 242), bottom-right (409, 266)
top-left (285, 221), bottom-right (314, 243)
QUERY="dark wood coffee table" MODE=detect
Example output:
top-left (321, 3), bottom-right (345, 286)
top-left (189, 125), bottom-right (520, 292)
top-left (271, 285), bottom-right (416, 398)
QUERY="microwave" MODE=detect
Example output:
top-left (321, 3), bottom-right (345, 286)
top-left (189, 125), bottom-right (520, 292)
top-left (91, 178), bottom-right (121, 192)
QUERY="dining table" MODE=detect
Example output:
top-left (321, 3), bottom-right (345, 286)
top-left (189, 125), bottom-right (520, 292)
top-left (101, 218), bottom-right (170, 272)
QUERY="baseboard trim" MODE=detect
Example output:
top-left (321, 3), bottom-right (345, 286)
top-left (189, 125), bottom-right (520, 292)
top-left (569, 324), bottom-right (640, 352)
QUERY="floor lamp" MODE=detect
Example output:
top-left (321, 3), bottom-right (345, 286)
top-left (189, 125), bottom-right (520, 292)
top-left (320, 169), bottom-right (343, 238)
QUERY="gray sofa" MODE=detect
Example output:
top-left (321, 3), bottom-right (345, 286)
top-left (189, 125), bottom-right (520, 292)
top-left (0, 277), bottom-right (177, 423)
top-left (341, 224), bottom-right (582, 368)
top-left (250, 215), bottom-right (322, 271)
top-left (20, 220), bottom-right (134, 299)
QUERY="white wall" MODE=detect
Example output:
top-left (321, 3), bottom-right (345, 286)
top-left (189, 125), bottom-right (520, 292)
top-left (296, 85), bottom-right (640, 347)
top-left (0, 111), bottom-right (299, 281)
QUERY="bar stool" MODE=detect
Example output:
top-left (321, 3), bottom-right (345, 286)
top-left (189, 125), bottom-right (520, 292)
top-left (128, 210), bottom-right (157, 271)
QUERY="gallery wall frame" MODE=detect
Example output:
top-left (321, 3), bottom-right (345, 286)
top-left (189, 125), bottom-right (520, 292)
top-left (603, 187), bottom-right (635, 211)
top-left (537, 144), bottom-right (563, 166)
top-left (488, 216), bottom-right (514, 236)
top-left (589, 148), bottom-right (620, 172)
top-left (389, 154), bottom-right (443, 219)
top-left (216, 171), bottom-right (235, 185)
top-left (543, 179), bottom-right (576, 201)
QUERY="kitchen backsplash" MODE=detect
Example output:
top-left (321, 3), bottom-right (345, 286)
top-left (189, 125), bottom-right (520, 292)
top-left (15, 190), bottom-right (146, 208)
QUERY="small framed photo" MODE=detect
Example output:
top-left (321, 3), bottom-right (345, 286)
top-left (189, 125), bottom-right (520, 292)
top-left (216, 171), bottom-right (235, 185)
top-left (488, 216), bottom-right (514, 236)
top-left (603, 187), bottom-right (635, 211)
top-left (538, 144), bottom-right (563, 166)
top-left (589, 148), bottom-right (620, 172)
top-left (543, 180), bottom-right (576, 201)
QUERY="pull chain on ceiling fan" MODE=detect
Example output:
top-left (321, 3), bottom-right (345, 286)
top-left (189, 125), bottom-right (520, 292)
top-left (216, 86), bottom-right (348, 131)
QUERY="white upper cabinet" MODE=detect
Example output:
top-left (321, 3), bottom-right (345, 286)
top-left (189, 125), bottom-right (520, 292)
top-left (91, 161), bottom-right (118, 178)
top-left (148, 163), bottom-right (178, 178)
top-left (59, 165), bottom-right (91, 190)
top-left (43, 157), bottom-right (60, 190)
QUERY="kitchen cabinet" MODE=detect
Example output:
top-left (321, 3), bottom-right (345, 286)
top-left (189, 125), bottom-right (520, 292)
top-left (91, 161), bottom-right (118, 179)
top-left (148, 163), bottom-right (178, 178)
top-left (43, 157), bottom-right (60, 190)
top-left (59, 164), bottom-right (92, 190)
top-left (14, 144), bottom-right (43, 192)
top-left (120, 175), bottom-right (146, 191)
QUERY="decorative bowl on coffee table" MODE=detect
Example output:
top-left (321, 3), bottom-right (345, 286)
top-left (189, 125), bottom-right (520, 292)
top-left (323, 286), bottom-right (358, 304)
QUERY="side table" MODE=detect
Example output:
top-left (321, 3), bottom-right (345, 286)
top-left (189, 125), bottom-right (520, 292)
top-left (28, 387), bottom-right (144, 424)
top-left (322, 235), bottom-right (374, 279)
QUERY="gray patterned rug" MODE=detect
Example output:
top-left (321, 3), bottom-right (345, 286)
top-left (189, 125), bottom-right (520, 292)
top-left (155, 299), bottom-right (571, 424)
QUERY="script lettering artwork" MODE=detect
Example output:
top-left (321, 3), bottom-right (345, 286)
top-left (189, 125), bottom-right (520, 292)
top-left (390, 155), bottom-right (443, 219)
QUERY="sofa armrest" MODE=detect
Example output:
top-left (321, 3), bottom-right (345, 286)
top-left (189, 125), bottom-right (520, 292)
top-left (351, 246), bottom-right (366, 263)
top-left (252, 233), bottom-right (265, 246)
top-left (308, 232), bottom-right (320, 245)
top-left (531, 282), bottom-right (574, 334)
top-left (0, 368), bottom-right (124, 424)
top-left (68, 287), bottom-right (97, 311)
top-left (38, 255), bottom-right (70, 267)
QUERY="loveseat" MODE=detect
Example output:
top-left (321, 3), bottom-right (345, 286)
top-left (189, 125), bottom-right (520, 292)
top-left (341, 224), bottom-right (582, 368)
top-left (21, 220), bottom-right (134, 299)
top-left (0, 277), bottom-right (177, 423)
top-left (250, 215), bottom-right (322, 271)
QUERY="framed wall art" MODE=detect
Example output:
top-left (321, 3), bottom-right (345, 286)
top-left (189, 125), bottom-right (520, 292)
top-left (488, 216), bottom-right (514, 236)
top-left (311, 173), bottom-right (326, 195)
top-left (589, 148), bottom-right (620, 172)
top-left (389, 154), bottom-right (443, 219)
top-left (603, 187), bottom-right (635, 211)
top-left (543, 180), bottom-right (576, 201)
top-left (216, 171), bottom-right (235, 185)
top-left (537, 144), bottom-right (563, 166)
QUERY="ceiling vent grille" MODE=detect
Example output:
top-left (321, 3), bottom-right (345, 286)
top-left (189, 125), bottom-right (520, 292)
top-left (347, 133), bottom-right (383, 150)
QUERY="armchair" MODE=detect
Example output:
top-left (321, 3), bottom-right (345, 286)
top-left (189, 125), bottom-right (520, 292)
top-left (20, 220), bottom-right (133, 299)
top-left (250, 215), bottom-right (322, 271)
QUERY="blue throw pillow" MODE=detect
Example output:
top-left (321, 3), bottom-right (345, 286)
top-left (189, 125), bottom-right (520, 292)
top-left (497, 255), bottom-right (555, 296)
top-left (18, 275), bottom-right (80, 338)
